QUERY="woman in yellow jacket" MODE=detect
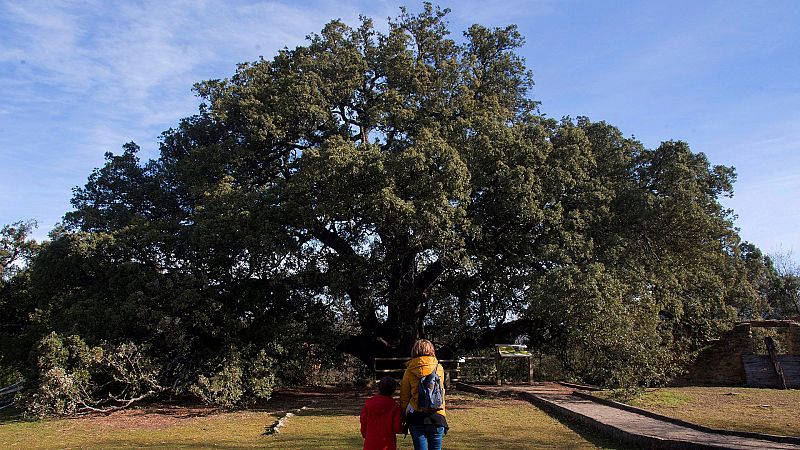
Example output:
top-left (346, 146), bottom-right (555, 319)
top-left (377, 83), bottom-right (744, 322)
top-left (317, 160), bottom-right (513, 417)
top-left (400, 339), bottom-right (448, 450)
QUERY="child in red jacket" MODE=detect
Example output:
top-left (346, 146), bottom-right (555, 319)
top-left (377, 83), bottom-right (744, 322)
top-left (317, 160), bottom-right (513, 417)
top-left (360, 376), bottom-right (403, 450)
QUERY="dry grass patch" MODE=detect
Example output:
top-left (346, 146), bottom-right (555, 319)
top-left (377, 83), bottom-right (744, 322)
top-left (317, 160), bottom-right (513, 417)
top-left (437, 394), bottom-right (623, 449)
top-left (272, 392), bottom-right (624, 449)
top-left (0, 388), bottom-right (627, 449)
top-left (599, 387), bottom-right (800, 437)
top-left (0, 409), bottom-right (279, 449)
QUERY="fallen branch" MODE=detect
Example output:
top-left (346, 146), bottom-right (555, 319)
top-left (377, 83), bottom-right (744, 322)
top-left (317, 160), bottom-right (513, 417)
top-left (0, 380), bottom-right (24, 396)
top-left (75, 389), bottom-right (162, 415)
top-left (0, 379), bottom-right (24, 409)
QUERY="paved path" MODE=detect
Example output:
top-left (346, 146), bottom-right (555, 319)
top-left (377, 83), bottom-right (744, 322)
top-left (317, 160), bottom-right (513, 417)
top-left (456, 383), bottom-right (800, 450)
top-left (455, 381), bottom-right (575, 396)
top-left (539, 394), bottom-right (800, 450)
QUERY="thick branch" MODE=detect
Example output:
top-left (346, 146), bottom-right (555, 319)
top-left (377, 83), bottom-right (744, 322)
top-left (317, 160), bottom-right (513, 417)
top-left (310, 223), bottom-right (378, 331)
top-left (337, 332), bottom-right (398, 364)
top-left (311, 223), bottom-right (358, 258)
top-left (76, 389), bottom-right (161, 415)
top-left (414, 259), bottom-right (445, 293)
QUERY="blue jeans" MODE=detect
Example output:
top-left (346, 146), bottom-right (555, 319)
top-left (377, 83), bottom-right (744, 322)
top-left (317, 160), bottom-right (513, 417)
top-left (410, 425), bottom-right (445, 450)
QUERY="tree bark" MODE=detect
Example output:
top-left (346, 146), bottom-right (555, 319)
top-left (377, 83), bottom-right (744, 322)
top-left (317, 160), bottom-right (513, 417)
top-left (311, 227), bottom-right (451, 364)
top-left (338, 247), bottom-right (445, 364)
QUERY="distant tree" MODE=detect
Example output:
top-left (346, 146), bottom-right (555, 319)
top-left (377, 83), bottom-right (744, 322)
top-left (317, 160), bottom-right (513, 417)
top-left (1, 220), bottom-right (39, 281)
top-left (767, 248), bottom-right (800, 318)
top-left (0, 220), bottom-right (40, 381)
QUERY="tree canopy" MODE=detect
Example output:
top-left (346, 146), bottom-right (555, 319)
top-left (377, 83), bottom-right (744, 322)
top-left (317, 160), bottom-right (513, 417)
top-left (0, 4), bottom-right (787, 413)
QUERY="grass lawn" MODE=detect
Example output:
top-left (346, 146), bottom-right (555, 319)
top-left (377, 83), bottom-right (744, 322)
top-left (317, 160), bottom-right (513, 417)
top-left (0, 387), bottom-right (626, 449)
top-left (598, 386), bottom-right (800, 437)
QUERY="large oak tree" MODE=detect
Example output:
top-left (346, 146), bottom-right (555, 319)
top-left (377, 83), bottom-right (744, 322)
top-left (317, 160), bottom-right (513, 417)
top-left (28, 4), bottom-right (763, 387)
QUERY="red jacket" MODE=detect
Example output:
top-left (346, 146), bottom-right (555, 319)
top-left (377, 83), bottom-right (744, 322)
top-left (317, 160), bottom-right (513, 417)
top-left (360, 394), bottom-right (402, 450)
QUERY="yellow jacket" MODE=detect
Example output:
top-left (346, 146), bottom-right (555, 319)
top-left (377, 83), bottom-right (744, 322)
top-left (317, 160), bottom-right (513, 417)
top-left (400, 356), bottom-right (446, 418)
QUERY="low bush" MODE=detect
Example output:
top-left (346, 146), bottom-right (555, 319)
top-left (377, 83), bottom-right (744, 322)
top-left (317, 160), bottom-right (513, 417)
top-left (21, 333), bottom-right (162, 418)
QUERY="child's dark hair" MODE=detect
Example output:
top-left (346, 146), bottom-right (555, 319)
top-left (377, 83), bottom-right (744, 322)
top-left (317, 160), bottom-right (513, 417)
top-left (378, 376), bottom-right (397, 396)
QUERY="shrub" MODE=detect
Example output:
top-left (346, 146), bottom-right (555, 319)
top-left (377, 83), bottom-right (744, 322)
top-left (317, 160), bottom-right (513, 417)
top-left (245, 349), bottom-right (276, 401)
top-left (190, 349), bottom-right (276, 408)
top-left (191, 362), bottom-right (243, 408)
top-left (22, 333), bottom-right (162, 418)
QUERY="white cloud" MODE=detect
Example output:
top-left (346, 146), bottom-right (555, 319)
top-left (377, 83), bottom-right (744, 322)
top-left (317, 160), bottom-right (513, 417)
top-left (0, 1), bottom-right (370, 126)
top-left (0, 0), bottom-right (397, 233)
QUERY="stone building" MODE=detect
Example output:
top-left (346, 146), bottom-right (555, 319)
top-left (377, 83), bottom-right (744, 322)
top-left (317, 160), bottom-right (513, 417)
top-left (683, 320), bottom-right (800, 387)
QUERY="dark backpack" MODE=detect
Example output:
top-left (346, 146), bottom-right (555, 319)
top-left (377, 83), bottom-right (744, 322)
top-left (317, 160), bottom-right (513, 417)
top-left (417, 363), bottom-right (443, 412)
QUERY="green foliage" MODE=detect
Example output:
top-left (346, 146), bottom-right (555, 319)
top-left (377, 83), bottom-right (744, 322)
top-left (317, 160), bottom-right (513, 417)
top-left (770, 273), bottom-right (800, 319)
top-left (1, 220), bottom-right (39, 282)
top-left (190, 349), bottom-right (276, 408)
top-left (0, 4), bottom-right (785, 401)
top-left (191, 358), bottom-right (244, 408)
top-left (525, 264), bottom-right (685, 387)
top-left (21, 333), bottom-right (165, 418)
top-left (0, 358), bottom-right (21, 387)
top-left (0, 221), bottom-right (41, 377)
top-left (741, 245), bottom-right (800, 319)
top-left (23, 333), bottom-right (102, 417)
top-left (246, 349), bottom-right (277, 400)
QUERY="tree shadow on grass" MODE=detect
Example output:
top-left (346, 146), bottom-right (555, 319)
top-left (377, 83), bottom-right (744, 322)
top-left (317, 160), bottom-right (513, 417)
top-left (268, 387), bottom-right (377, 417)
top-left (291, 401), bottom-right (362, 417)
top-left (272, 434), bottom-right (363, 449)
top-left (62, 442), bottom-right (261, 450)
top-left (0, 402), bottom-right (232, 426)
top-left (0, 406), bottom-right (25, 425)
top-left (0, 388), bottom-right (637, 449)
top-left (285, 391), bottom-right (635, 449)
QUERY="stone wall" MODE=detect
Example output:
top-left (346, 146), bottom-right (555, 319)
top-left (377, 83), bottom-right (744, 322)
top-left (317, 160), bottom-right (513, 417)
top-left (783, 322), bottom-right (800, 355)
top-left (682, 323), bottom-right (754, 386)
top-left (681, 320), bottom-right (800, 386)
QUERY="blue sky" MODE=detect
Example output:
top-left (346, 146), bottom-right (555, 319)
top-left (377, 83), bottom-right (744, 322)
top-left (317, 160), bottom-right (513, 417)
top-left (1, 0), bottom-right (798, 261)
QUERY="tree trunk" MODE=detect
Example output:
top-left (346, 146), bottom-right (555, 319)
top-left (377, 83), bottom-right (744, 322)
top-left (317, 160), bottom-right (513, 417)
top-left (339, 254), bottom-right (441, 365)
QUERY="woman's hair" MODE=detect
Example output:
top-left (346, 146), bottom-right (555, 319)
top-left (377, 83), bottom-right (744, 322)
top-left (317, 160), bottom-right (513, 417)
top-left (411, 339), bottom-right (436, 358)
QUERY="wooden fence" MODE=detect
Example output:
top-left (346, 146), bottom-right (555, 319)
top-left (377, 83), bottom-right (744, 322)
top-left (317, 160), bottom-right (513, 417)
top-left (373, 354), bottom-right (533, 386)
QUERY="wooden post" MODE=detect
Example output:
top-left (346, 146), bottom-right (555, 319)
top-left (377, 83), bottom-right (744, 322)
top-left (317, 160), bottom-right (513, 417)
top-left (495, 354), bottom-right (502, 386)
top-left (765, 336), bottom-right (787, 389)
top-left (528, 356), bottom-right (534, 385)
